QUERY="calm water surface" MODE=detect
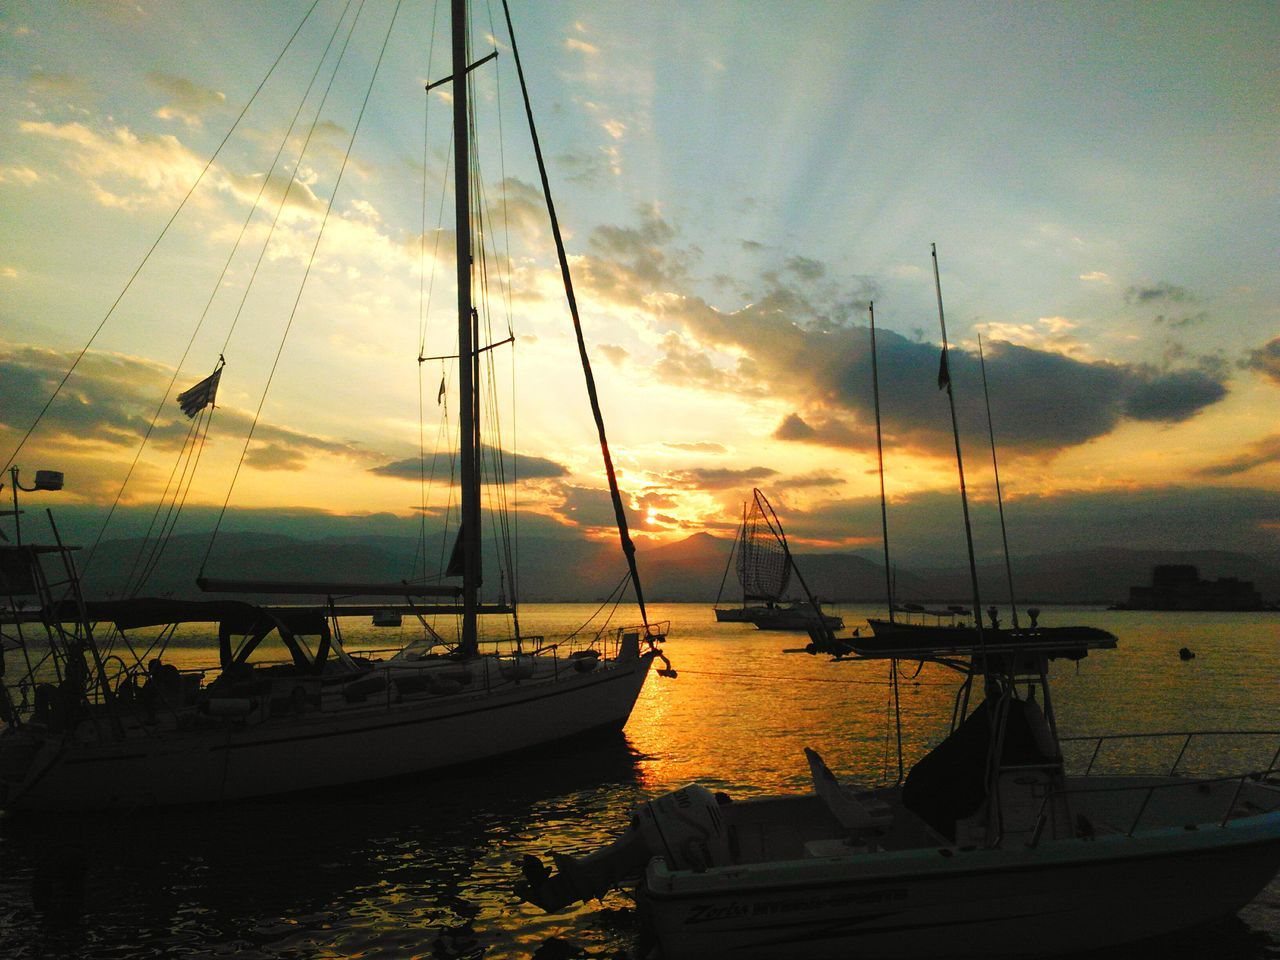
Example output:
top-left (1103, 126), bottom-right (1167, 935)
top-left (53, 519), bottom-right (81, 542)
top-left (2, 603), bottom-right (1278, 959)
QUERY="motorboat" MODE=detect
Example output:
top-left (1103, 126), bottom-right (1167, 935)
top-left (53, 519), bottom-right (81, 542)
top-left (517, 628), bottom-right (1280, 957)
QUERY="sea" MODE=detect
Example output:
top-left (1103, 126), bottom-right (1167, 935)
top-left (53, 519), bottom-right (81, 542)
top-left (1, 603), bottom-right (1277, 959)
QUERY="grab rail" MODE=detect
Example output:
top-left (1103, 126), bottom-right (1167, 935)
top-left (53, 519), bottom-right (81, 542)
top-left (1026, 766), bottom-right (1280, 847)
top-left (1061, 730), bottom-right (1280, 777)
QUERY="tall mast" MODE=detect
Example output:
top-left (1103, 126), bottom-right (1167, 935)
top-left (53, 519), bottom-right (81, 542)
top-left (978, 334), bottom-right (1019, 629)
top-left (931, 244), bottom-right (984, 645)
top-left (452, 0), bottom-right (480, 657)
top-left (868, 301), bottom-right (894, 622)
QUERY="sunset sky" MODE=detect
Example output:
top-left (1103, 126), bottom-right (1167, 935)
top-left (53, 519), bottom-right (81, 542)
top-left (1, 0), bottom-right (1277, 569)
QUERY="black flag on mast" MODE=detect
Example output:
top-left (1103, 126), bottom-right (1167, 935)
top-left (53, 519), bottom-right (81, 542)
top-left (937, 348), bottom-right (951, 391)
top-left (177, 366), bottom-right (223, 418)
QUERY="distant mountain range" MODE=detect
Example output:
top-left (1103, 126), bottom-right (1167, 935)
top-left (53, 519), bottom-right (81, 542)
top-left (71, 530), bottom-right (1280, 606)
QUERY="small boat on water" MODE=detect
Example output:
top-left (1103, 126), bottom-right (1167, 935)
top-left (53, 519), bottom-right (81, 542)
top-left (517, 626), bottom-right (1280, 958)
top-left (712, 490), bottom-right (843, 633)
top-left (0, 0), bottom-right (672, 812)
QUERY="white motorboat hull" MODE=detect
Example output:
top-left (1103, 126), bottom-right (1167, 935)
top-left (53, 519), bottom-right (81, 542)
top-left (642, 787), bottom-right (1280, 959)
top-left (2, 653), bottom-right (653, 812)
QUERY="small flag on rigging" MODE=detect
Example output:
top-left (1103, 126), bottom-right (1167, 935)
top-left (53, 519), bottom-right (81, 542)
top-left (177, 366), bottom-right (222, 418)
top-left (437, 375), bottom-right (446, 405)
top-left (937, 348), bottom-right (950, 391)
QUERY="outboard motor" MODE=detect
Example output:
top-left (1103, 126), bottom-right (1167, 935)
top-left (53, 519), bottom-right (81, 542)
top-left (517, 784), bottom-right (729, 912)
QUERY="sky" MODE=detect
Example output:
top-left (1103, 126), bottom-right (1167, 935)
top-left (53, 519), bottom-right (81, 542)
top-left (1, 0), bottom-right (1278, 572)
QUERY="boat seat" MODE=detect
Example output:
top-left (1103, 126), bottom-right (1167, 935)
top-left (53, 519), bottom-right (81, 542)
top-left (805, 747), bottom-right (894, 833)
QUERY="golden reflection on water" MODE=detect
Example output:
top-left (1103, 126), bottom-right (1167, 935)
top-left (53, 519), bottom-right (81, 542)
top-left (2, 602), bottom-right (1278, 959)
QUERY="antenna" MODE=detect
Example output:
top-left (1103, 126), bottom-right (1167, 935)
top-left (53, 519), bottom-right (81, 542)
top-left (869, 302), bottom-right (894, 622)
top-left (978, 334), bottom-right (1019, 630)
top-left (931, 244), bottom-right (984, 649)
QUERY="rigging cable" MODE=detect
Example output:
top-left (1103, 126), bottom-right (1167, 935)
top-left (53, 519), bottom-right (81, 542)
top-left (2, 0), bottom-right (323, 475)
top-left (413, 0), bottom-right (445, 583)
top-left (200, 0), bottom-right (407, 575)
top-left (124, 405), bottom-right (215, 596)
top-left (483, 0), bottom-right (522, 622)
top-left (88, 0), bottom-right (359, 583)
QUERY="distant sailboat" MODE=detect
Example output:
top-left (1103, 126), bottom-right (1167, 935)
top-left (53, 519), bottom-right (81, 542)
top-left (712, 489), bottom-right (843, 632)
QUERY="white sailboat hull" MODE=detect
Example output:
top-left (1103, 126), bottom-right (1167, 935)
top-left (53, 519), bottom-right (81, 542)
top-left (641, 783), bottom-right (1280, 959)
top-left (4, 654), bottom-right (652, 812)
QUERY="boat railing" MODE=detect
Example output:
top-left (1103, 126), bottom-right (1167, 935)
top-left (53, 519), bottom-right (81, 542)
top-left (1026, 764), bottom-right (1280, 847)
top-left (1061, 730), bottom-right (1280, 778)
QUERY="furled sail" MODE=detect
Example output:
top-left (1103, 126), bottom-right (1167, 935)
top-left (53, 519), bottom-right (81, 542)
top-left (735, 490), bottom-right (792, 602)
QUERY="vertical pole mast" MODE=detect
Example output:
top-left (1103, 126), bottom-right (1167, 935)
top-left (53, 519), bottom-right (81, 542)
top-left (868, 302), bottom-right (894, 622)
top-left (931, 244), bottom-right (984, 645)
top-left (452, 0), bottom-right (479, 657)
top-left (978, 334), bottom-right (1019, 630)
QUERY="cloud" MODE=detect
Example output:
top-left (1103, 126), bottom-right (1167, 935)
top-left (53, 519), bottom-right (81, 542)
top-left (1195, 434), bottom-right (1280, 478)
top-left (480, 176), bottom-right (547, 242)
top-left (651, 332), bottom-right (743, 394)
top-left (553, 148), bottom-right (613, 185)
top-left (772, 413), bottom-right (868, 449)
top-left (1244, 337), bottom-right (1280, 386)
top-left (775, 472), bottom-right (844, 490)
top-left (148, 72), bottom-right (227, 129)
top-left (26, 70), bottom-right (93, 104)
top-left (244, 441), bottom-right (307, 471)
top-left (20, 119), bottom-right (206, 210)
top-left (597, 344), bottom-right (629, 365)
top-left (0, 166), bottom-right (40, 185)
top-left (1079, 271), bottom-right (1110, 283)
top-left (565, 37), bottom-right (599, 55)
top-left (569, 210), bottom-right (1230, 457)
top-left (1152, 310), bottom-right (1210, 328)
top-left (663, 466), bottom-right (777, 490)
top-left (1122, 369), bottom-right (1228, 422)
top-left (369, 445), bottom-right (568, 483)
top-left (0, 344), bottom-right (373, 485)
top-left (554, 482), bottom-right (642, 531)
top-left (1125, 282), bottom-right (1195, 304)
top-left (784, 256), bottom-right (824, 280)
top-left (976, 316), bottom-right (1086, 359)
top-left (777, 485), bottom-right (1280, 562)
top-left (663, 441), bottom-right (726, 454)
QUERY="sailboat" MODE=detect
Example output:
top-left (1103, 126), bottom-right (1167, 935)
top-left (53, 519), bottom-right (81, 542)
top-left (0, 0), bottom-right (669, 813)
top-left (860, 257), bottom-right (1110, 655)
top-left (712, 490), bottom-right (843, 632)
top-left (514, 251), bottom-right (1280, 958)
